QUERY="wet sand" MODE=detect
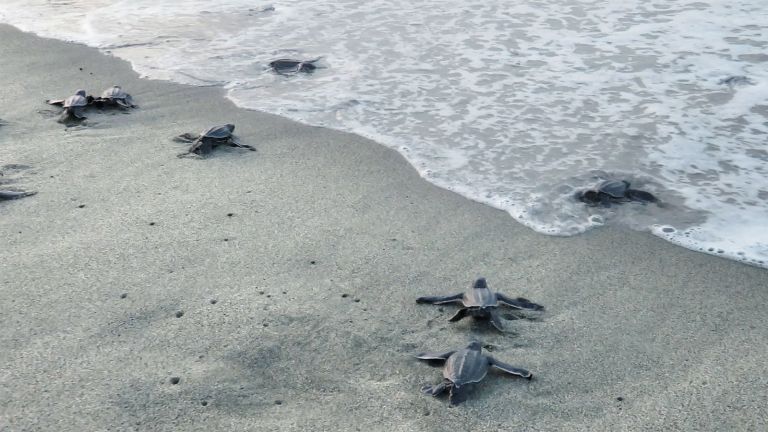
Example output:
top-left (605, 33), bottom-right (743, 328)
top-left (1, 24), bottom-right (767, 431)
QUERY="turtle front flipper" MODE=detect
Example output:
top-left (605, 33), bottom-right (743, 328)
top-left (496, 293), bottom-right (544, 311)
top-left (415, 350), bottom-right (456, 361)
top-left (416, 293), bottom-right (464, 304)
top-left (489, 358), bottom-right (532, 380)
top-left (626, 189), bottom-right (657, 203)
top-left (448, 308), bottom-right (469, 322)
top-left (46, 99), bottom-right (65, 106)
top-left (0, 190), bottom-right (36, 200)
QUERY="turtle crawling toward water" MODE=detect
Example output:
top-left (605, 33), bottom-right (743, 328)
top-left (46, 89), bottom-right (92, 122)
top-left (174, 124), bottom-right (256, 157)
top-left (578, 180), bottom-right (657, 207)
top-left (417, 341), bottom-right (532, 406)
top-left (93, 85), bottom-right (136, 108)
top-left (268, 58), bottom-right (321, 75)
top-left (416, 278), bottom-right (544, 331)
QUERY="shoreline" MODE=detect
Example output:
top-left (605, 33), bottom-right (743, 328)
top-left (2, 20), bottom-right (764, 270)
top-left (1, 24), bottom-right (767, 431)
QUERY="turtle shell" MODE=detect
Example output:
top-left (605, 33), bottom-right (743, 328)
top-left (201, 124), bottom-right (235, 139)
top-left (269, 58), bottom-right (319, 73)
top-left (63, 90), bottom-right (88, 108)
top-left (443, 343), bottom-right (490, 386)
top-left (101, 85), bottom-right (128, 99)
top-left (597, 180), bottom-right (630, 198)
top-left (461, 278), bottom-right (497, 307)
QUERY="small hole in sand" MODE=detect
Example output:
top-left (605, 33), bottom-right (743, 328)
top-left (175, 311), bottom-right (184, 318)
top-left (170, 377), bottom-right (180, 385)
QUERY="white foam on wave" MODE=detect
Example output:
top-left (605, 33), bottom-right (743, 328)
top-left (1, 0), bottom-right (766, 268)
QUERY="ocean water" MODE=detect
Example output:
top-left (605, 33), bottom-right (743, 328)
top-left (2, 0), bottom-right (767, 268)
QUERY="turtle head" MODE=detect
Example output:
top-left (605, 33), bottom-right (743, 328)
top-left (472, 278), bottom-right (488, 289)
top-left (75, 89), bottom-right (86, 97)
top-left (225, 124), bottom-right (235, 132)
top-left (466, 340), bottom-right (483, 351)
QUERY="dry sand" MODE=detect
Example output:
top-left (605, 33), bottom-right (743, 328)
top-left (1, 24), bottom-right (767, 431)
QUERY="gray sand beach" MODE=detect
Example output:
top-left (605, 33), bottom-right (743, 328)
top-left (1, 24), bottom-right (767, 431)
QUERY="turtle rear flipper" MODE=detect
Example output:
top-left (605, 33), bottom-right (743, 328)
top-left (448, 308), bottom-right (469, 322)
top-left (489, 358), bottom-right (532, 380)
top-left (421, 381), bottom-right (448, 396)
top-left (189, 139), bottom-right (214, 156)
top-left (627, 189), bottom-right (657, 203)
top-left (448, 384), bottom-right (470, 406)
top-left (58, 109), bottom-right (86, 124)
top-left (489, 309), bottom-right (505, 331)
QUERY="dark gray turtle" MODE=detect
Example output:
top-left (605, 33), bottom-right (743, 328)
top-left (416, 278), bottom-right (543, 331)
top-left (174, 124), bottom-right (255, 156)
top-left (0, 190), bottom-right (36, 200)
top-left (94, 85), bottom-right (136, 108)
top-left (269, 58), bottom-right (321, 75)
top-left (578, 180), bottom-right (657, 207)
top-left (718, 75), bottom-right (753, 86)
top-left (416, 341), bottom-right (532, 406)
top-left (46, 89), bottom-right (91, 122)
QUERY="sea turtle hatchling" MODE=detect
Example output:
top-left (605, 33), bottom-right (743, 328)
top-left (94, 85), bottom-right (136, 108)
top-left (416, 341), bottom-right (532, 406)
top-left (268, 58), bottom-right (321, 75)
top-left (46, 89), bottom-right (92, 122)
top-left (416, 278), bottom-right (543, 331)
top-left (577, 180), bottom-right (657, 207)
top-left (174, 124), bottom-right (256, 157)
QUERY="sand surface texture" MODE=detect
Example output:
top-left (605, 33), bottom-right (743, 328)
top-left (1, 24), bottom-right (767, 431)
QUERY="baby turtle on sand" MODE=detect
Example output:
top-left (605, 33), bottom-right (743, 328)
top-left (0, 190), bottom-right (36, 200)
top-left (174, 124), bottom-right (256, 156)
top-left (93, 85), bottom-right (136, 108)
top-left (416, 278), bottom-right (543, 331)
top-left (46, 89), bottom-right (92, 122)
top-left (269, 58), bottom-right (321, 75)
top-left (578, 180), bottom-right (656, 207)
top-left (417, 341), bottom-right (532, 406)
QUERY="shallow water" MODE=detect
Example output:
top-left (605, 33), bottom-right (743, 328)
top-left (1, 0), bottom-right (766, 267)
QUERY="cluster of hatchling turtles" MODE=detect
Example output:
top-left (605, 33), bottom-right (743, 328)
top-left (414, 277), bottom-right (544, 406)
top-left (6, 59), bottom-right (322, 201)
